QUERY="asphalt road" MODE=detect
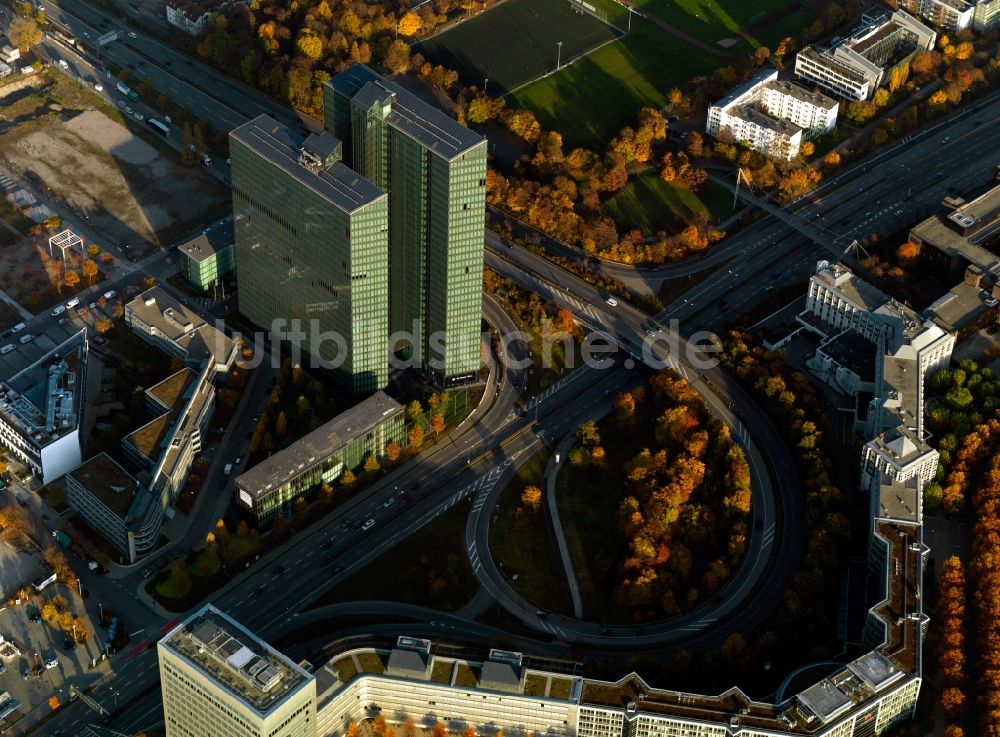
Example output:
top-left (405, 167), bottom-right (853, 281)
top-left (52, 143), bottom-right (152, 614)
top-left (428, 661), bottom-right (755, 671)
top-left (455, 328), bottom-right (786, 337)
top-left (478, 246), bottom-right (800, 648)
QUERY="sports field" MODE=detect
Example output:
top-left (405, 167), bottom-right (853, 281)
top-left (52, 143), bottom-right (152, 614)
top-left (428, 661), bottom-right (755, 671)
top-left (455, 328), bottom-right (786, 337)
top-left (414, 0), bottom-right (623, 95)
top-left (509, 3), bottom-right (718, 149)
top-left (633, 0), bottom-right (813, 48)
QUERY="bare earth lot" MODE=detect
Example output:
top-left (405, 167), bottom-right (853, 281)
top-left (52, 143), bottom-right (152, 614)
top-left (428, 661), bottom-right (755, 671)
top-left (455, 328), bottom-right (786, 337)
top-left (0, 90), bottom-right (228, 255)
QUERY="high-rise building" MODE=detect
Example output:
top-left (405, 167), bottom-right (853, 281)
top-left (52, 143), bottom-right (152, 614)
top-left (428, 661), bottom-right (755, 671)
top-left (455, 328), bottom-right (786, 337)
top-left (158, 604), bottom-right (317, 737)
top-left (231, 115), bottom-right (390, 393)
top-left (324, 65), bottom-right (487, 386)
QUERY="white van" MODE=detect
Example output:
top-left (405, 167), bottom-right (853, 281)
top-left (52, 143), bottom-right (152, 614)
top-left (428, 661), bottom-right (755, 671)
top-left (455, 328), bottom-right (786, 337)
top-left (11, 322), bottom-right (25, 333)
top-left (18, 334), bottom-right (33, 344)
top-left (65, 297), bottom-right (80, 309)
top-left (50, 305), bottom-right (66, 317)
top-left (0, 344), bottom-right (14, 355)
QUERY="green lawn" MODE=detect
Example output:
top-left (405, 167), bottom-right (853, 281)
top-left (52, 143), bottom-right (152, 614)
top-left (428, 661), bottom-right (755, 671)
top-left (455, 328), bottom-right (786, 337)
top-left (632, 0), bottom-right (809, 47)
top-left (508, 11), bottom-right (719, 149)
top-left (489, 447), bottom-right (573, 614)
top-left (415, 0), bottom-right (622, 95)
top-left (605, 173), bottom-right (734, 235)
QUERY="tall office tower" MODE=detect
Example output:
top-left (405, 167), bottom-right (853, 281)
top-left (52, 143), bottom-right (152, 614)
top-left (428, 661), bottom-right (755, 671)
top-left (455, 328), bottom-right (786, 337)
top-left (158, 604), bottom-right (317, 737)
top-left (230, 114), bottom-right (390, 393)
top-left (324, 65), bottom-right (487, 386)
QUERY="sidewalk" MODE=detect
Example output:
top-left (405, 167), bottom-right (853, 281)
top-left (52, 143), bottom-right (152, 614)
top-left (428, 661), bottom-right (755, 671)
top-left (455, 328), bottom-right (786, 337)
top-left (544, 431), bottom-right (584, 618)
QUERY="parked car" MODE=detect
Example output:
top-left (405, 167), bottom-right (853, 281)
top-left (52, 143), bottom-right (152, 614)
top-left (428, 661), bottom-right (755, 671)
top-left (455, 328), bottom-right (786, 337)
top-left (103, 290), bottom-right (117, 300)
top-left (128, 31), bottom-right (137, 38)
top-left (93, 83), bottom-right (103, 92)
top-left (44, 658), bottom-right (58, 670)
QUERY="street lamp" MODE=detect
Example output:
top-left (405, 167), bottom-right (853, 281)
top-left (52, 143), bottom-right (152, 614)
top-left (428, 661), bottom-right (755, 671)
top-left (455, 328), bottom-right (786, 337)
top-left (556, 41), bottom-right (563, 70)
top-left (483, 77), bottom-right (488, 94)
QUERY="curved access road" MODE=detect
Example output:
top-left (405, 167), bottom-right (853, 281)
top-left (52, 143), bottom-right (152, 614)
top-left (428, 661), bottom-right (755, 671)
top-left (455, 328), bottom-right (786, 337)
top-left (471, 245), bottom-right (801, 649)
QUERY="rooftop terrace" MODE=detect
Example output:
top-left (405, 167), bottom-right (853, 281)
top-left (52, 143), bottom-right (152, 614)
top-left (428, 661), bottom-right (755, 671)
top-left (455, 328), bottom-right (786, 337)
top-left (161, 604), bottom-right (312, 716)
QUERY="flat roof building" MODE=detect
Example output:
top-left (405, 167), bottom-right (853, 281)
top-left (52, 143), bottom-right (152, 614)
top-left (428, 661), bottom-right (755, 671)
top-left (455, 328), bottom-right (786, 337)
top-left (325, 65), bottom-right (487, 386)
top-left (231, 114), bottom-right (390, 394)
top-left (794, 10), bottom-right (935, 100)
top-left (235, 391), bottom-right (404, 523)
top-left (900, 0), bottom-right (974, 31)
top-left (158, 604), bottom-right (316, 737)
top-left (0, 329), bottom-right (87, 483)
top-left (706, 67), bottom-right (838, 161)
top-left (177, 219), bottom-right (235, 293)
top-left (908, 170), bottom-right (1000, 279)
top-left (65, 453), bottom-right (142, 556)
top-left (125, 286), bottom-right (237, 375)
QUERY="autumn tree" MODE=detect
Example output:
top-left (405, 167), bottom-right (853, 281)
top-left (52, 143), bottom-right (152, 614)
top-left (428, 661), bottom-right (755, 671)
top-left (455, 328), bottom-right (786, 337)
top-left (521, 485), bottom-right (542, 512)
top-left (82, 258), bottom-right (99, 284)
top-left (386, 442), bottom-right (401, 463)
top-left (397, 11), bottom-right (421, 36)
top-left (431, 414), bottom-right (445, 436)
top-left (341, 469), bottom-right (356, 486)
top-left (48, 695), bottom-right (60, 710)
top-left (364, 454), bottom-right (380, 474)
top-left (9, 16), bottom-right (41, 50)
top-left (94, 316), bottom-right (114, 334)
top-left (64, 270), bottom-right (80, 291)
top-left (408, 424), bottom-right (425, 448)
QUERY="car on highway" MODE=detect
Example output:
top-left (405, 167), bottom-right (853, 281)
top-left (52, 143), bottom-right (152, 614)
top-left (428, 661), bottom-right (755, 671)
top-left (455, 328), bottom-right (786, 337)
top-left (361, 518), bottom-right (375, 531)
top-left (128, 31), bottom-right (137, 38)
top-left (382, 498), bottom-right (395, 509)
top-left (82, 31), bottom-right (90, 38)
top-left (125, 106), bottom-right (133, 115)
top-left (133, 111), bottom-right (144, 121)
top-left (605, 296), bottom-right (618, 307)
top-left (332, 565), bottom-right (344, 574)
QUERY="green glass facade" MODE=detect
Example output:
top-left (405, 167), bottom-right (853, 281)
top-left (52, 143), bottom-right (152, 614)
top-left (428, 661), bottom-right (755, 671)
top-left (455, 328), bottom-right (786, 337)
top-left (184, 245), bottom-right (234, 292)
top-left (234, 396), bottom-right (405, 524)
top-left (230, 117), bottom-right (390, 394)
top-left (325, 66), bottom-right (487, 386)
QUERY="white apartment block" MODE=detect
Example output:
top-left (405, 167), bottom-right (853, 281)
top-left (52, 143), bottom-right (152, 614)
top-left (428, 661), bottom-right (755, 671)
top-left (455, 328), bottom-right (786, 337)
top-left (899, 0), bottom-right (974, 31)
top-left (761, 81), bottom-right (838, 135)
top-left (860, 426), bottom-right (939, 495)
top-left (975, 0), bottom-right (1000, 29)
top-left (706, 68), bottom-right (836, 160)
top-left (794, 10), bottom-right (935, 100)
top-left (165, 0), bottom-right (224, 34)
top-left (0, 330), bottom-right (87, 484)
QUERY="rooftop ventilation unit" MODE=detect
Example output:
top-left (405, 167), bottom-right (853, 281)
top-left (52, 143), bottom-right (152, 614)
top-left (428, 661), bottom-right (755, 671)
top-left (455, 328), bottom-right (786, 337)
top-left (949, 211), bottom-right (976, 229)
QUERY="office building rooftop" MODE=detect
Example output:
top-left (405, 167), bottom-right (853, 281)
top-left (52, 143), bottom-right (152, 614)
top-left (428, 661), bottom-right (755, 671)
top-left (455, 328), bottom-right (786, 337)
top-left (820, 331), bottom-right (877, 380)
top-left (327, 65), bottom-right (485, 160)
top-left (812, 263), bottom-right (890, 312)
top-left (67, 453), bottom-right (141, 519)
top-left (878, 474), bottom-right (921, 524)
top-left (910, 178), bottom-right (1000, 272)
top-left (236, 391), bottom-right (403, 498)
top-left (232, 114), bottom-right (385, 214)
top-left (177, 219), bottom-right (234, 264)
top-left (160, 604), bottom-right (312, 716)
top-left (927, 279), bottom-right (999, 334)
top-left (125, 286), bottom-right (236, 370)
top-left (0, 330), bottom-right (85, 446)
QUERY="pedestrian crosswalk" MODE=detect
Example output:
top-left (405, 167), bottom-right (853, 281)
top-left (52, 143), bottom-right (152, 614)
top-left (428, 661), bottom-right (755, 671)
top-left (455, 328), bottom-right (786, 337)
top-left (557, 290), bottom-right (601, 320)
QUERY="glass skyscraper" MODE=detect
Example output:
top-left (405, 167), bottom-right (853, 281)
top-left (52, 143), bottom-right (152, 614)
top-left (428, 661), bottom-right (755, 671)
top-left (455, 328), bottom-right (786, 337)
top-left (324, 65), bottom-right (487, 386)
top-left (230, 115), bottom-right (390, 393)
